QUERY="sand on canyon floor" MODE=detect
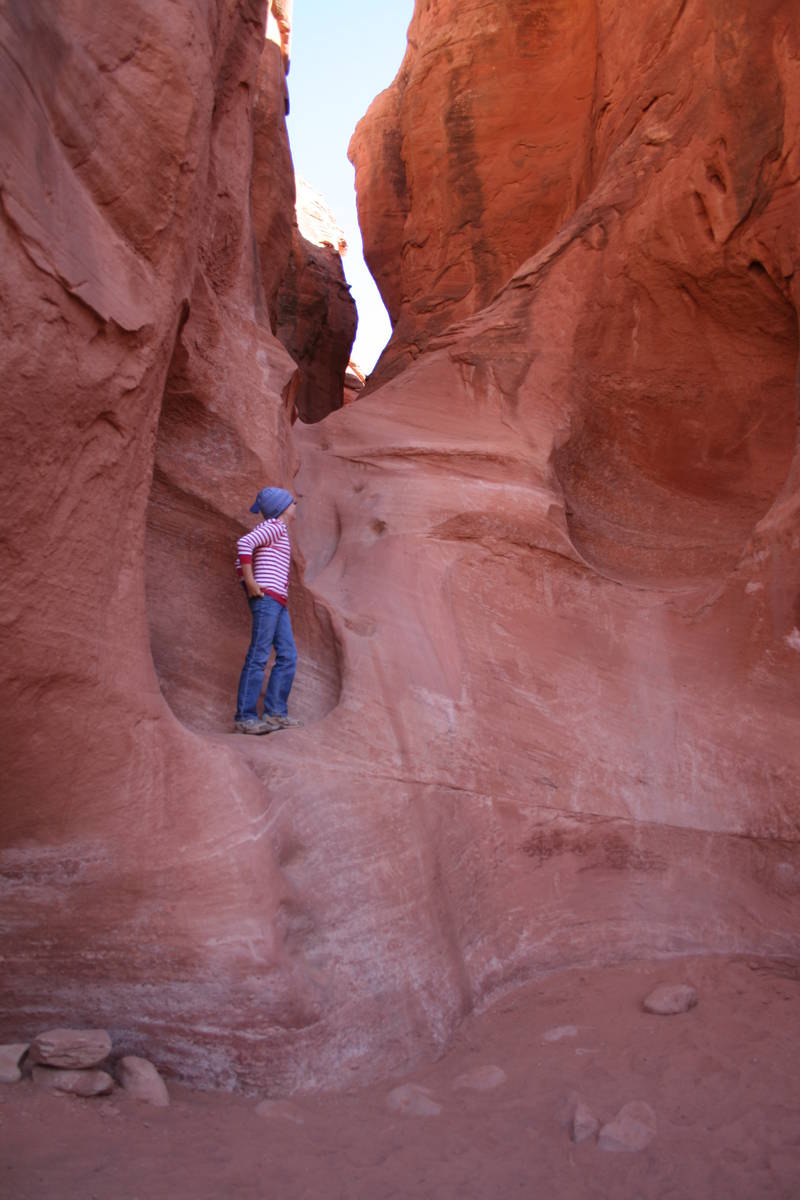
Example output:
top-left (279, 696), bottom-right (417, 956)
top-left (2, 955), bottom-right (799, 1200)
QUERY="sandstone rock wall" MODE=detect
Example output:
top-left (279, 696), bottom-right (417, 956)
top-left (274, 177), bottom-right (357, 423)
top-left (0, 0), bottom-right (344, 1091)
top-left (2, 0), bottom-right (800, 1099)
top-left (287, 0), bottom-right (800, 1077)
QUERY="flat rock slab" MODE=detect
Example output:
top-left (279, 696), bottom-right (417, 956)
top-left (117, 1056), bottom-right (169, 1107)
top-left (0, 1043), bottom-right (29, 1084)
top-left (598, 1101), bottom-right (657, 1152)
top-left (32, 1066), bottom-right (114, 1097)
top-left (30, 1028), bottom-right (111, 1069)
top-left (452, 1065), bottom-right (507, 1092)
top-left (643, 984), bottom-right (698, 1015)
top-left (386, 1084), bottom-right (441, 1117)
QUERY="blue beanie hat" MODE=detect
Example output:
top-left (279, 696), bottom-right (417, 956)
top-left (249, 487), bottom-right (294, 519)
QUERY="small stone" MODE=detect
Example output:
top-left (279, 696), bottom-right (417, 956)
top-left (30, 1028), bottom-right (112, 1069)
top-left (598, 1101), bottom-right (657, 1152)
top-left (572, 1101), bottom-right (599, 1144)
top-left (452, 1065), bottom-right (507, 1092)
top-left (542, 1025), bottom-right (578, 1043)
top-left (386, 1083), bottom-right (441, 1117)
top-left (0, 1044), bottom-right (28, 1084)
top-left (32, 1066), bottom-right (114, 1097)
top-left (642, 984), bottom-right (698, 1015)
top-left (116, 1056), bottom-right (169, 1107)
top-left (255, 1099), bottom-right (305, 1124)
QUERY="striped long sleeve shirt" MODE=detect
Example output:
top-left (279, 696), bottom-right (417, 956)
top-left (236, 519), bottom-right (291, 604)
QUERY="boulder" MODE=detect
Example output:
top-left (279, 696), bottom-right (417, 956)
top-left (116, 1056), bottom-right (169, 1107)
top-left (32, 1066), bottom-right (114, 1097)
top-left (598, 1101), bottom-right (657, 1153)
top-left (0, 1043), bottom-right (28, 1084)
top-left (30, 1029), bottom-right (111, 1070)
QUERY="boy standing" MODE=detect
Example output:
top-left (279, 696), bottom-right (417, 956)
top-left (234, 487), bottom-right (302, 735)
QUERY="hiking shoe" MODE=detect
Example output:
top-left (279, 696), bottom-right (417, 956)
top-left (265, 713), bottom-right (303, 729)
top-left (234, 717), bottom-right (277, 735)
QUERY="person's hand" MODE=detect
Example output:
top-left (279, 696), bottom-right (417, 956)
top-left (245, 581), bottom-right (263, 598)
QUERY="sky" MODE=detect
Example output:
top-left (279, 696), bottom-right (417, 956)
top-left (285, 0), bottom-right (414, 373)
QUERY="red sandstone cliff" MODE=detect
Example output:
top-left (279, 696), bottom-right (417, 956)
top-left (1, 0), bottom-right (800, 1099)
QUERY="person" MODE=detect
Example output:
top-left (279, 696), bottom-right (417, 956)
top-left (234, 487), bottom-right (302, 735)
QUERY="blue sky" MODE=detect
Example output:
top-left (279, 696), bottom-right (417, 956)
top-left (285, 0), bottom-right (414, 373)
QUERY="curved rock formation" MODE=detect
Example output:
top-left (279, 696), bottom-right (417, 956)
top-left (0, 0), bottom-right (338, 1091)
top-left (2, 0), bottom-right (800, 1100)
top-left (290, 0), bottom-right (800, 1075)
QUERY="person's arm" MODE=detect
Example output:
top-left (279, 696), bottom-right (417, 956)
top-left (238, 521), bottom-right (279, 598)
top-left (241, 561), bottom-right (263, 598)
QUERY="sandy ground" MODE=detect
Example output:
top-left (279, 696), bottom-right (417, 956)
top-left (2, 955), bottom-right (799, 1200)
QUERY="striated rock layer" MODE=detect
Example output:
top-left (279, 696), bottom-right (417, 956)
top-left (2, 0), bottom-right (800, 1099)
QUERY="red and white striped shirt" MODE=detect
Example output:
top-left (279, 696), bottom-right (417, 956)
top-left (236, 519), bottom-right (291, 604)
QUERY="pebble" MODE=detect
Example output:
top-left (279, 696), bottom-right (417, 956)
top-left (452, 1065), bottom-right (507, 1092)
top-left (0, 1044), bottom-right (28, 1084)
top-left (598, 1101), bottom-right (657, 1152)
top-left (572, 1101), bottom-right (599, 1144)
top-left (116, 1056), bottom-right (169, 1107)
top-left (32, 1066), bottom-right (114, 1097)
top-left (30, 1028), bottom-right (112, 1070)
top-left (642, 984), bottom-right (698, 1015)
top-left (386, 1083), bottom-right (442, 1117)
top-left (542, 1025), bottom-right (578, 1043)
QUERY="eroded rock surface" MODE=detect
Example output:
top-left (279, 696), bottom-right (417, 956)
top-left (0, 0), bottom-right (332, 1093)
top-left (2, 0), bottom-right (800, 1100)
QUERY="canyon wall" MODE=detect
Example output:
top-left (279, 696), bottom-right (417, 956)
top-left (0, 0), bottom-right (351, 1091)
top-left (1, 0), bottom-right (800, 1097)
top-left (293, 0), bottom-right (800, 1070)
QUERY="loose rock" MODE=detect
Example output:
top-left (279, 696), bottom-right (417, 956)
top-left (30, 1028), bottom-right (112, 1069)
top-left (386, 1083), bottom-right (442, 1117)
top-left (116, 1056), bottom-right (169, 1107)
top-left (643, 984), bottom-right (698, 1015)
top-left (572, 1101), bottom-right (599, 1144)
top-left (32, 1066), bottom-right (114, 1097)
top-left (0, 1044), bottom-right (28, 1084)
top-left (542, 1025), bottom-right (578, 1043)
top-left (598, 1101), bottom-right (657, 1152)
top-left (452, 1065), bottom-right (507, 1092)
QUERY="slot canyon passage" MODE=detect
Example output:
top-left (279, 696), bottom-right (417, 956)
top-left (2, 0), bottom-right (800, 1196)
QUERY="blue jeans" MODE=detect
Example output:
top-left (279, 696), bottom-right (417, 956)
top-left (235, 595), bottom-right (297, 721)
